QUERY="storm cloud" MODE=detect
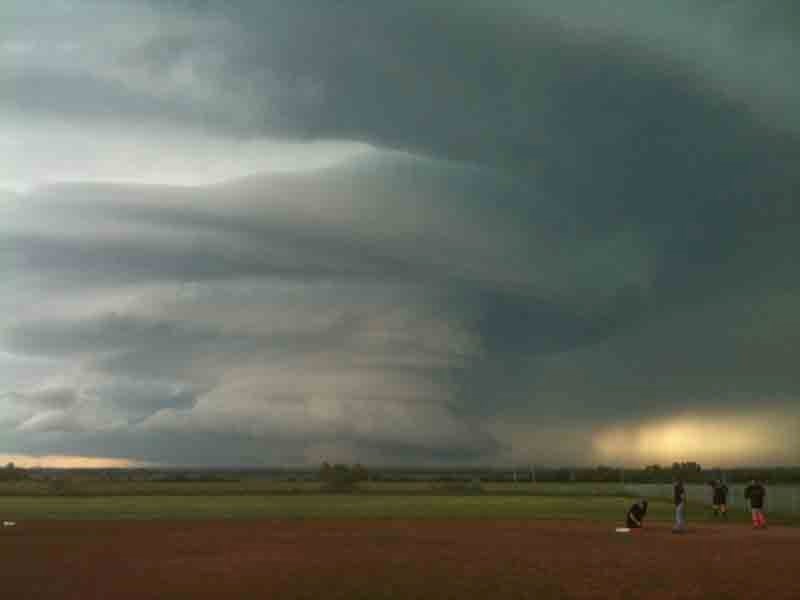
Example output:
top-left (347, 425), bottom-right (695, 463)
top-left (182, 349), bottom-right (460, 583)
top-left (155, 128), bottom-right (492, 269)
top-left (1, 0), bottom-right (798, 466)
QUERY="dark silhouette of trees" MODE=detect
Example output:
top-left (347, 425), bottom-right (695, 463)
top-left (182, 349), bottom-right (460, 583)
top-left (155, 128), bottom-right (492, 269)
top-left (318, 462), bottom-right (369, 490)
top-left (0, 462), bottom-right (29, 482)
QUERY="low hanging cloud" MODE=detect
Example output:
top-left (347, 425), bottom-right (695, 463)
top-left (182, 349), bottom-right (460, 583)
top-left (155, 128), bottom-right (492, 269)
top-left (1, 0), bottom-right (798, 466)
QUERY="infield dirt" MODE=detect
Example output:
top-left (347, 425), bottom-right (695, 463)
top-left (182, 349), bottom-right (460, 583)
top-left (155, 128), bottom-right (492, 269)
top-left (3, 520), bottom-right (797, 599)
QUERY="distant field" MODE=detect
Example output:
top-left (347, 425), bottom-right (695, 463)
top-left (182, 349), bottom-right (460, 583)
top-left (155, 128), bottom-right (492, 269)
top-left (0, 479), bottom-right (324, 496)
top-left (1, 493), bottom-right (797, 524)
top-left (0, 494), bottom-right (668, 520)
top-left (0, 480), bottom-right (633, 497)
top-left (2, 480), bottom-right (797, 523)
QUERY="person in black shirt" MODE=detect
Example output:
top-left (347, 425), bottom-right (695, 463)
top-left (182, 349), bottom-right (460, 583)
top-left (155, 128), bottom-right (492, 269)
top-left (672, 478), bottom-right (687, 533)
top-left (709, 480), bottom-right (729, 519)
top-left (744, 480), bottom-right (767, 529)
top-left (626, 499), bottom-right (648, 528)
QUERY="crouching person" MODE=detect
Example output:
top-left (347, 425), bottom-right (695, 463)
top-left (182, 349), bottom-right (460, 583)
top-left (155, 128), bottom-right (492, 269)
top-left (626, 499), bottom-right (649, 529)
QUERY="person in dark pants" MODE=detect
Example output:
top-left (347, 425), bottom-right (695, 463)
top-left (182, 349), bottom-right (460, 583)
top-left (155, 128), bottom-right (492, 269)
top-left (626, 499), bottom-right (648, 529)
top-left (745, 480), bottom-right (767, 529)
top-left (672, 478), bottom-right (687, 533)
top-left (709, 480), bottom-right (729, 518)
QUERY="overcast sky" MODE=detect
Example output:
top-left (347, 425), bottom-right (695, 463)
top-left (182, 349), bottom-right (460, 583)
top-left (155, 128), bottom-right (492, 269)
top-left (2, 0), bottom-right (798, 468)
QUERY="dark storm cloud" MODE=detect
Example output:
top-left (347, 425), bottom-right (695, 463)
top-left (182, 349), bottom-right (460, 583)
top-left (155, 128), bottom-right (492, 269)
top-left (119, 1), bottom-right (800, 310)
top-left (4, 307), bottom-right (410, 382)
top-left (3, 387), bottom-right (77, 411)
top-left (2, 0), bottom-right (799, 464)
top-left (3, 151), bottom-right (656, 368)
top-left (1, 68), bottom-right (194, 126)
top-left (131, 1), bottom-right (800, 147)
top-left (5, 153), bottom-right (650, 309)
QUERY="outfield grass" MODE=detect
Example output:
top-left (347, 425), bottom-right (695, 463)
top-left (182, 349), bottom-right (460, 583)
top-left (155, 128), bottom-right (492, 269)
top-left (0, 494), bottom-right (656, 520)
top-left (0, 479), bottom-right (325, 496)
top-left (0, 480), bottom-right (632, 497)
top-left (1, 493), bottom-right (795, 523)
top-left (1, 480), bottom-right (796, 523)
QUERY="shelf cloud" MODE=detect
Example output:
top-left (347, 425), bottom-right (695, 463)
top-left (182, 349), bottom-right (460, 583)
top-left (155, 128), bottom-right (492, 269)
top-left (1, 1), bottom-right (798, 466)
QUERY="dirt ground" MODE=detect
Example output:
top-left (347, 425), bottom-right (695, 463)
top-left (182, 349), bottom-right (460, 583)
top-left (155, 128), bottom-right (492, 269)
top-left (2, 520), bottom-right (798, 599)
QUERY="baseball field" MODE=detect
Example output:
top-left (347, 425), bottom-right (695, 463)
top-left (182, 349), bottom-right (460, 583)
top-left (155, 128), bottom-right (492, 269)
top-left (2, 484), bottom-right (798, 599)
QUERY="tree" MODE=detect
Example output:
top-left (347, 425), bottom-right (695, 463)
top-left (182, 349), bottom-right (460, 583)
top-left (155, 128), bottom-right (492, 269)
top-left (0, 462), bottom-right (28, 482)
top-left (671, 461), bottom-right (704, 483)
top-left (320, 462), bottom-right (332, 482)
top-left (319, 462), bottom-right (369, 490)
top-left (352, 463), bottom-right (369, 483)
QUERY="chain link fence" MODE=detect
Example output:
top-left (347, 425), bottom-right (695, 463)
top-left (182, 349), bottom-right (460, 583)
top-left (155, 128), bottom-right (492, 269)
top-left (623, 483), bottom-right (800, 515)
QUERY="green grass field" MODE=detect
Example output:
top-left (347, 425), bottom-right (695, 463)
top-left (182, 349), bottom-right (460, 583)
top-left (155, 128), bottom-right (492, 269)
top-left (1, 493), bottom-right (795, 524)
top-left (1, 480), bottom-right (796, 523)
top-left (0, 480), bottom-right (635, 497)
top-left (0, 494), bottom-right (661, 520)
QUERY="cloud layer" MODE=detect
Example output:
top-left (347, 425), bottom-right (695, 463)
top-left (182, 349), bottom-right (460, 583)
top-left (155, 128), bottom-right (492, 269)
top-left (1, 0), bottom-right (798, 466)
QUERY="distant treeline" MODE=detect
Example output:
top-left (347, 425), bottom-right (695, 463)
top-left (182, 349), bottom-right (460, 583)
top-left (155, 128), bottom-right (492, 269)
top-left (0, 463), bottom-right (29, 482)
top-left (4, 461), bottom-right (800, 484)
top-left (528, 464), bottom-right (800, 484)
top-left (368, 463), bottom-right (800, 484)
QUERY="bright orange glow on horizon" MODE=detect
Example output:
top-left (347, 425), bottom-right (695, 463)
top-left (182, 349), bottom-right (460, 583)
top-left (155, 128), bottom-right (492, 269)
top-left (593, 411), bottom-right (799, 466)
top-left (0, 454), bottom-right (146, 469)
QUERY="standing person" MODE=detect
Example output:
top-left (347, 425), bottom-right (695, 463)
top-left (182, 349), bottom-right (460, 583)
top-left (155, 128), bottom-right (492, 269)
top-left (745, 480), bottom-right (767, 529)
top-left (673, 477), bottom-right (687, 533)
top-left (709, 480), bottom-right (729, 519)
top-left (626, 499), bottom-right (649, 529)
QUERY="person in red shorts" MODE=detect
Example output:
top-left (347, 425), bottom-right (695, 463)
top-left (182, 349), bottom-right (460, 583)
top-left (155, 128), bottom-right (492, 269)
top-left (744, 480), bottom-right (767, 529)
